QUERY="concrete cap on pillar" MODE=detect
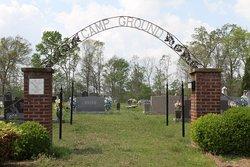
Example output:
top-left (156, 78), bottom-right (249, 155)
top-left (22, 68), bottom-right (54, 73)
top-left (189, 68), bottom-right (222, 74)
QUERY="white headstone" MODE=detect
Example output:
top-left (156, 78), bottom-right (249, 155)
top-left (222, 86), bottom-right (227, 96)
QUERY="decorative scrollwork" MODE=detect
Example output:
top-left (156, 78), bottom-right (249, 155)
top-left (164, 32), bottom-right (175, 46)
top-left (51, 16), bottom-right (201, 69)
top-left (60, 43), bottom-right (70, 53)
top-left (163, 32), bottom-right (200, 68)
top-left (173, 44), bottom-right (184, 52)
top-left (182, 48), bottom-right (191, 62)
top-left (71, 33), bottom-right (81, 48)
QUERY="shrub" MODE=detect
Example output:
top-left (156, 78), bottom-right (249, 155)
top-left (191, 114), bottom-right (224, 153)
top-left (0, 121), bottom-right (20, 162)
top-left (191, 107), bottom-right (250, 155)
top-left (14, 121), bottom-right (51, 160)
top-left (223, 106), bottom-right (250, 116)
top-left (222, 107), bottom-right (250, 154)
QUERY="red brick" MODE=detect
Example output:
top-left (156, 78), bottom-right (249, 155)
top-left (22, 68), bottom-right (54, 138)
top-left (190, 68), bottom-right (221, 121)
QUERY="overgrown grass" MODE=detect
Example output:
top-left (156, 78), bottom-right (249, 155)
top-left (32, 104), bottom-right (216, 167)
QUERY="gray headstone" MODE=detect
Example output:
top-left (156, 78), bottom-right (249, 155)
top-left (150, 95), bottom-right (190, 118)
top-left (143, 101), bottom-right (151, 113)
top-left (76, 96), bottom-right (105, 112)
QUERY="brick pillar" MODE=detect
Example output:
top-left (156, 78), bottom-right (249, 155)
top-left (22, 68), bottom-right (54, 137)
top-left (190, 68), bottom-right (222, 121)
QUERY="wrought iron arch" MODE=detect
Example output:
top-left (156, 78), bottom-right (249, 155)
top-left (52, 16), bottom-right (201, 68)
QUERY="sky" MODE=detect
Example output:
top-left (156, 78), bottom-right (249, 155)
top-left (0, 0), bottom-right (250, 74)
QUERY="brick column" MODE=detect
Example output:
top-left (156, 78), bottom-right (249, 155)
top-left (190, 68), bottom-right (222, 121)
top-left (22, 68), bottom-right (54, 137)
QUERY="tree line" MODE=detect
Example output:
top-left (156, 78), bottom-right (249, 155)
top-left (178, 24), bottom-right (250, 96)
top-left (31, 31), bottom-right (175, 101)
top-left (0, 23), bottom-right (249, 101)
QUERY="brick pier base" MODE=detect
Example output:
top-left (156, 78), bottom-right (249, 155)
top-left (190, 68), bottom-right (222, 121)
top-left (22, 68), bottom-right (54, 137)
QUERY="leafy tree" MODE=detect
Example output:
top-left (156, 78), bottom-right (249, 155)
top-left (103, 56), bottom-right (129, 101)
top-left (32, 31), bottom-right (63, 67)
top-left (242, 56), bottom-right (250, 91)
top-left (160, 55), bottom-right (171, 82)
top-left (33, 31), bottom-right (82, 98)
top-left (74, 80), bottom-right (87, 96)
top-left (0, 36), bottom-right (31, 95)
top-left (169, 79), bottom-right (181, 95)
top-left (178, 24), bottom-right (249, 96)
top-left (139, 83), bottom-right (152, 99)
top-left (79, 39), bottom-right (104, 94)
top-left (153, 67), bottom-right (166, 95)
top-left (152, 55), bottom-right (171, 96)
top-left (228, 26), bottom-right (250, 66)
top-left (141, 57), bottom-right (155, 88)
top-left (189, 26), bottom-right (220, 68)
top-left (177, 58), bottom-right (191, 82)
top-left (58, 47), bottom-right (80, 98)
top-left (221, 24), bottom-right (247, 95)
top-left (52, 70), bottom-right (65, 95)
top-left (31, 53), bottom-right (43, 68)
top-left (127, 56), bottom-right (145, 99)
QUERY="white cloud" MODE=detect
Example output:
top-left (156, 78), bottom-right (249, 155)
top-left (234, 0), bottom-right (250, 20)
top-left (0, 1), bottom-right (46, 44)
top-left (203, 0), bottom-right (229, 15)
top-left (119, 0), bottom-right (185, 18)
top-left (56, 2), bottom-right (122, 35)
top-left (0, 0), bottom-right (214, 72)
top-left (203, 0), bottom-right (222, 11)
top-left (55, 1), bottom-right (168, 60)
top-left (160, 13), bottom-right (213, 43)
top-left (55, 0), bottom-right (213, 67)
top-left (165, 0), bottom-right (186, 8)
top-left (182, 18), bottom-right (214, 42)
top-left (161, 13), bottom-right (183, 34)
top-left (119, 0), bottom-right (161, 17)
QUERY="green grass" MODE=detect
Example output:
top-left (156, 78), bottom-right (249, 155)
top-left (35, 105), bottom-right (216, 167)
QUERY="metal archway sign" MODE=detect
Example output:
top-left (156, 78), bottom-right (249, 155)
top-left (55, 16), bottom-right (201, 68)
